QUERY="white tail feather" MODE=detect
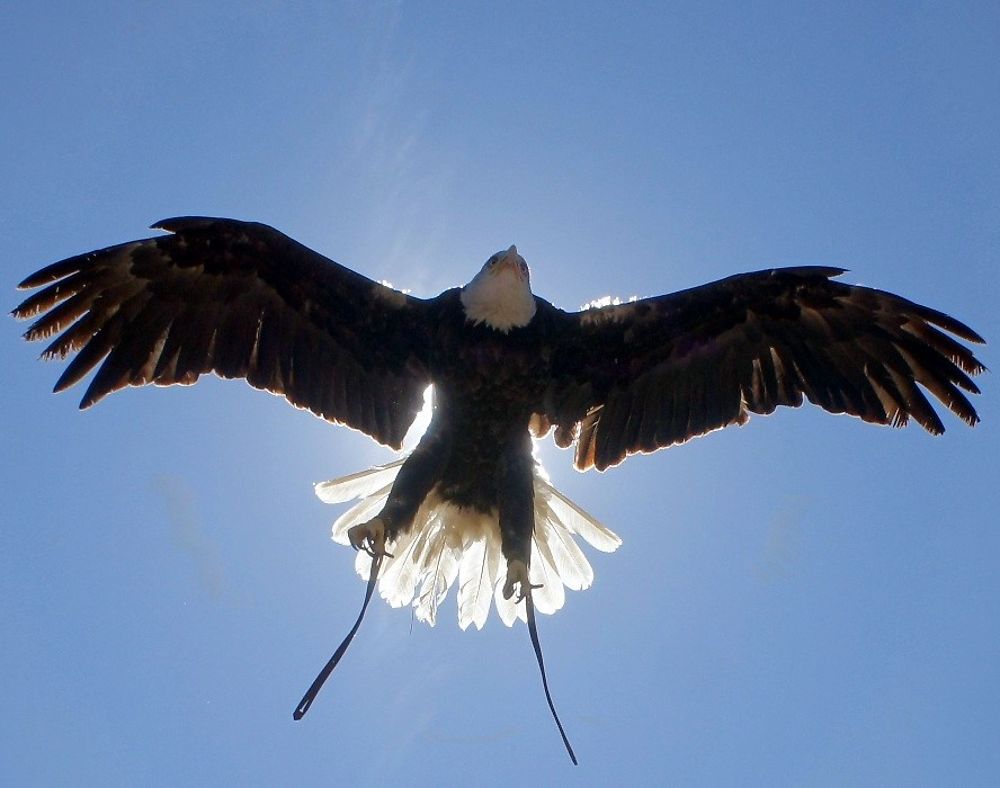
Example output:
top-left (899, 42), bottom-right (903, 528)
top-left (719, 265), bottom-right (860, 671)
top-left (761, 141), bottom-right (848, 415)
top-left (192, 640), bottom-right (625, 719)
top-left (316, 458), bottom-right (621, 628)
top-left (457, 534), bottom-right (497, 631)
top-left (315, 459), bottom-right (405, 504)
top-left (541, 481), bottom-right (622, 553)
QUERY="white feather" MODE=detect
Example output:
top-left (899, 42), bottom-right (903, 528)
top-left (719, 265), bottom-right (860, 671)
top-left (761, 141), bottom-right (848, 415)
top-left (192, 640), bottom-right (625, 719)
top-left (364, 520), bottom-right (422, 607)
top-left (315, 455), bottom-right (622, 627)
top-left (529, 539), bottom-right (566, 615)
top-left (414, 515), bottom-right (462, 626)
top-left (537, 478), bottom-right (622, 552)
top-left (315, 459), bottom-right (405, 504)
top-left (456, 534), bottom-right (489, 630)
top-left (459, 247), bottom-right (537, 331)
top-left (330, 484), bottom-right (393, 544)
top-left (533, 497), bottom-right (594, 590)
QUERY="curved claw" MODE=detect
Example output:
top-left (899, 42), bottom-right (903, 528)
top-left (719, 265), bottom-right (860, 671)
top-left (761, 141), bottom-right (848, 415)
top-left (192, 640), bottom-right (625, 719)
top-left (502, 558), bottom-right (542, 602)
top-left (347, 517), bottom-right (394, 559)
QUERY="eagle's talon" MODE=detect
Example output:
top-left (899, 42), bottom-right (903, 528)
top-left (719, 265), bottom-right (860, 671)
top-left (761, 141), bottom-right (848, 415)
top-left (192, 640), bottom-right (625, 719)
top-left (347, 517), bottom-right (392, 559)
top-left (503, 559), bottom-right (541, 602)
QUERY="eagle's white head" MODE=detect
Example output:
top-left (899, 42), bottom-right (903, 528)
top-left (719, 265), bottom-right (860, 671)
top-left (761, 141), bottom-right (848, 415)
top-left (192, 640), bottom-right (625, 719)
top-left (460, 245), bottom-right (537, 331)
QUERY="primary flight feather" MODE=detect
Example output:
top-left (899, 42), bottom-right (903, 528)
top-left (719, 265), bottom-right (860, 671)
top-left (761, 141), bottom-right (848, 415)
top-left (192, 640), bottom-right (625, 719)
top-left (14, 216), bottom-right (985, 764)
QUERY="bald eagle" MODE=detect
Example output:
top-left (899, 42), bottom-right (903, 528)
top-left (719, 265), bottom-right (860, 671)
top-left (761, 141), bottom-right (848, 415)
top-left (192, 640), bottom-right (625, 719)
top-left (14, 217), bottom-right (985, 764)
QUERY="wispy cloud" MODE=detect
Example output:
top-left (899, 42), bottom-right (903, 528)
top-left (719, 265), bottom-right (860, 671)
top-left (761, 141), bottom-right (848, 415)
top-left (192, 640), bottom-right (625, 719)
top-left (754, 496), bottom-right (809, 585)
top-left (151, 474), bottom-right (227, 601)
top-left (345, 2), bottom-right (457, 291)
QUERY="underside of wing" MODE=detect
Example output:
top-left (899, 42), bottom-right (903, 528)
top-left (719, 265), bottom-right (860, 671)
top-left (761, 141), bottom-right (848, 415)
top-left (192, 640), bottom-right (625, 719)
top-left (14, 217), bottom-right (434, 448)
top-left (543, 267), bottom-right (986, 471)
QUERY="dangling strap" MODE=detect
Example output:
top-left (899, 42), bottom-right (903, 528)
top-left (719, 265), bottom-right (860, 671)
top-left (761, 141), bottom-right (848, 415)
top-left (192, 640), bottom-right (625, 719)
top-left (293, 553), bottom-right (383, 720)
top-left (525, 592), bottom-right (578, 765)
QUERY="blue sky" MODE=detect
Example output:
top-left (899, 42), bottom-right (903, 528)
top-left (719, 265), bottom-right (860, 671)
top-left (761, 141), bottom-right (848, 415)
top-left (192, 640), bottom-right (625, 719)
top-left (2, 2), bottom-right (997, 785)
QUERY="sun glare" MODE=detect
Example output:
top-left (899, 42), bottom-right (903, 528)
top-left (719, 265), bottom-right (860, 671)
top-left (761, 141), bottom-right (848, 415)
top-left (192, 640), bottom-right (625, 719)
top-left (402, 384), bottom-right (435, 449)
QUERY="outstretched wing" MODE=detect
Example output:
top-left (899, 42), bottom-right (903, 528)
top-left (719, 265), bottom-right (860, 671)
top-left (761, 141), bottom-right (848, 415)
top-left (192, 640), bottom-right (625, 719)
top-left (542, 267), bottom-right (985, 471)
top-left (14, 217), bottom-right (433, 449)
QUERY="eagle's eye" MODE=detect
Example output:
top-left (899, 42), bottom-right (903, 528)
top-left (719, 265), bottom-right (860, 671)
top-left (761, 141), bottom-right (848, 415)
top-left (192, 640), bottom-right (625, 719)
top-left (518, 260), bottom-right (529, 277)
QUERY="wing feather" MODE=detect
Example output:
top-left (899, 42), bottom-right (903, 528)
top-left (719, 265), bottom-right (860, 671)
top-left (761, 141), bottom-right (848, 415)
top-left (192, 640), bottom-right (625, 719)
top-left (543, 267), bottom-right (984, 470)
top-left (14, 217), bottom-right (435, 448)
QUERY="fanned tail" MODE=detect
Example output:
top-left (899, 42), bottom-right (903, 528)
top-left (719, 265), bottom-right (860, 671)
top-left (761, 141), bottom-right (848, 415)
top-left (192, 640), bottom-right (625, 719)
top-left (316, 458), bottom-right (622, 628)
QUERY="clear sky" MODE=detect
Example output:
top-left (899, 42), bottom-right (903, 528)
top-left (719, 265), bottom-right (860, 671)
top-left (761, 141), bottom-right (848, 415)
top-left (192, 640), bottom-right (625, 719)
top-left (2, 3), bottom-right (997, 786)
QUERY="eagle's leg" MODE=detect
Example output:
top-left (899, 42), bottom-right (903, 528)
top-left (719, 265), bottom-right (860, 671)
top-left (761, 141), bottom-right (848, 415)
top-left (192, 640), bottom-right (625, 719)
top-left (498, 433), bottom-right (540, 601)
top-left (347, 518), bottom-right (389, 559)
top-left (503, 559), bottom-right (540, 601)
top-left (348, 425), bottom-right (447, 560)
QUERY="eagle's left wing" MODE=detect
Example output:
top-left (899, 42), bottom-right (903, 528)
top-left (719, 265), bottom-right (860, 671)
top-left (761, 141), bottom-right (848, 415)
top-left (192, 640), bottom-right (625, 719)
top-left (541, 266), bottom-right (985, 471)
top-left (14, 217), bottom-right (434, 448)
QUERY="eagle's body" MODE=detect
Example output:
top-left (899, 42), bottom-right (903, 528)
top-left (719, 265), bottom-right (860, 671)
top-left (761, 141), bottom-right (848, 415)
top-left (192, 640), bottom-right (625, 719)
top-left (414, 285), bottom-right (548, 517)
top-left (14, 216), bottom-right (985, 761)
top-left (348, 282), bottom-right (559, 607)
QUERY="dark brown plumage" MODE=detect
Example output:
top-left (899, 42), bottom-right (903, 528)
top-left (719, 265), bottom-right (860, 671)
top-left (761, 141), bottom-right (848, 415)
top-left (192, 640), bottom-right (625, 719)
top-left (542, 266), bottom-right (985, 471)
top-left (13, 217), bottom-right (985, 763)
top-left (14, 215), bottom-right (986, 597)
top-left (16, 217), bottom-right (433, 448)
top-left (15, 219), bottom-right (985, 475)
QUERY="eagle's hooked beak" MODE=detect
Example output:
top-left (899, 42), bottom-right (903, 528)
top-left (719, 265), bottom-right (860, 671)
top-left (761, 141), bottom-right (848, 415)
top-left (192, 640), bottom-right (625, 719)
top-left (497, 245), bottom-right (527, 281)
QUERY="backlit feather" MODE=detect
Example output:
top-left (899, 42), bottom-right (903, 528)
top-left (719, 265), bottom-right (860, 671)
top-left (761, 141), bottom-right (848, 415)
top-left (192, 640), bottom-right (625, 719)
top-left (319, 457), bottom-right (621, 628)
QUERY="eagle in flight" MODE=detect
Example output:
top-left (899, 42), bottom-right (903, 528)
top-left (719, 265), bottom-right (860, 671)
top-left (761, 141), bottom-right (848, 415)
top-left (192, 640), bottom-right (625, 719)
top-left (14, 217), bottom-right (985, 763)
